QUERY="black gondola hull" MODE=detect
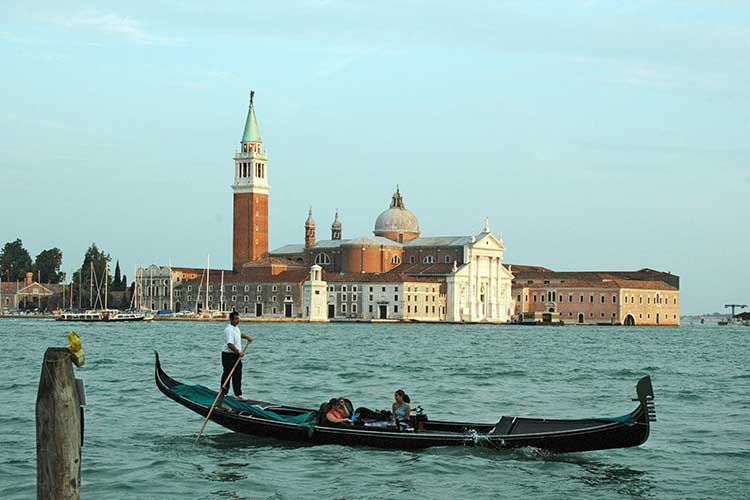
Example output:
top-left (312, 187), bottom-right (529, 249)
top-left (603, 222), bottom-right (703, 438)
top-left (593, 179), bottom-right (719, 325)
top-left (155, 353), bottom-right (653, 453)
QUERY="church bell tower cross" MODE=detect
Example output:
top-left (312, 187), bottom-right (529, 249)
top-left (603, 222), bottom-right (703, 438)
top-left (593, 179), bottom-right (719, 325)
top-left (232, 91), bottom-right (270, 270)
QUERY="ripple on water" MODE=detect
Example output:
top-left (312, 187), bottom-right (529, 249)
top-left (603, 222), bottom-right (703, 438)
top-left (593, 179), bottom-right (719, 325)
top-left (2, 320), bottom-right (750, 500)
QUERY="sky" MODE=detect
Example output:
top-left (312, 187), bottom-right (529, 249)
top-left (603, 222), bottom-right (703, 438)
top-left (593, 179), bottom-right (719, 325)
top-left (1, 1), bottom-right (748, 315)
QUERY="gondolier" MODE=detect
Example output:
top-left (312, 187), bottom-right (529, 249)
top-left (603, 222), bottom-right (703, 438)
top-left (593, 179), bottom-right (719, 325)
top-left (220, 311), bottom-right (253, 401)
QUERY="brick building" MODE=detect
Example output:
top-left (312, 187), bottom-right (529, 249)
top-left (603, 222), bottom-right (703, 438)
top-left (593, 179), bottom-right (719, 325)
top-left (510, 266), bottom-right (680, 326)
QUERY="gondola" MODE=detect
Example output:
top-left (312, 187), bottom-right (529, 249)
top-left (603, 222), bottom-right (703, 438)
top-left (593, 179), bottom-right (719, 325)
top-left (155, 353), bottom-right (656, 453)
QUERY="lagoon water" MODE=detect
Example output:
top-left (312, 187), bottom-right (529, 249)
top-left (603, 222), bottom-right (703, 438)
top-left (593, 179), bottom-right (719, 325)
top-left (0, 319), bottom-right (748, 499)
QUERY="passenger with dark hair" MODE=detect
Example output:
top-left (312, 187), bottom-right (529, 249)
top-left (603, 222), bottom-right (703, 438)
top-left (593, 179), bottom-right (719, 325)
top-left (325, 398), bottom-right (352, 424)
top-left (391, 389), bottom-right (411, 426)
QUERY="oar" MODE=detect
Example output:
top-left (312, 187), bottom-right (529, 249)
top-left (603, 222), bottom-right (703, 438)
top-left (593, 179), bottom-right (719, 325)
top-left (195, 341), bottom-right (251, 443)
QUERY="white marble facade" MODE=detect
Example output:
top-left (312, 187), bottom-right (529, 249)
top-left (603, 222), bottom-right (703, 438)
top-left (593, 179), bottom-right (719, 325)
top-left (446, 229), bottom-right (513, 323)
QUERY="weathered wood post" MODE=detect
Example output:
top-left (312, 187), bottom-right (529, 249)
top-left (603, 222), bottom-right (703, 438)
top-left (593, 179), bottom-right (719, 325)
top-left (36, 347), bottom-right (83, 500)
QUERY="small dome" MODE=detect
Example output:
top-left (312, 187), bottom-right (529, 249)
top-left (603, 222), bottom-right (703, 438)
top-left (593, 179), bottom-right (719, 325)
top-left (374, 188), bottom-right (420, 237)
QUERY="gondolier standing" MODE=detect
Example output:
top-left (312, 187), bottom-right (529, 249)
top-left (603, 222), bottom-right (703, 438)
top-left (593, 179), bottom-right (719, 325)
top-left (220, 311), bottom-right (253, 401)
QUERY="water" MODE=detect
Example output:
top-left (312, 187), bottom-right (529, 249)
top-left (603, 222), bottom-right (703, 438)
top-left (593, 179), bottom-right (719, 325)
top-left (1, 319), bottom-right (748, 499)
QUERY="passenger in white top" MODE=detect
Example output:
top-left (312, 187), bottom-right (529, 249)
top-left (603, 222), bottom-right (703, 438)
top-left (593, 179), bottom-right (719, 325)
top-left (219, 312), bottom-right (253, 403)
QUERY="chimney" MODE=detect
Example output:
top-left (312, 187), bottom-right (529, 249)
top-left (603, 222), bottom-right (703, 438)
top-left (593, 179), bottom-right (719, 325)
top-left (26, 272), bottom-right (33, 286)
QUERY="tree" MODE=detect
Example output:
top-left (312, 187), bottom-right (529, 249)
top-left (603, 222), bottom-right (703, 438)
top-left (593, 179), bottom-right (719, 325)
top-left (112, 261), bottom-right (122, 291)
top-left (71, 243), bottom-right (112, 309)
top-left (0, 239), bottom-right (33, 281)
top-left (121, 274), bottom-right (128, 291)
top-left (33, 248), bottom-right (65, 284)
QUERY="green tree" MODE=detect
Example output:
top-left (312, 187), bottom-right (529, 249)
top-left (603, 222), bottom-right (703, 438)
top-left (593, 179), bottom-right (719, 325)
top-left (32, 248), bottom-right (65, 284)
top-left (112, 260), bottom-right (122, 291)
top-left (71, 243), bottom-right (112, 309)
top-left (0, 239), bottom-right (33, 281)
top-left (121, 274), bottom-right (128, 291)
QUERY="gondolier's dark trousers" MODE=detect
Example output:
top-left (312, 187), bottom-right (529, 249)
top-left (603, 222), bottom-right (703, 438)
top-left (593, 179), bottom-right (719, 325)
top-left (221, 352), bottom-right (243, 397)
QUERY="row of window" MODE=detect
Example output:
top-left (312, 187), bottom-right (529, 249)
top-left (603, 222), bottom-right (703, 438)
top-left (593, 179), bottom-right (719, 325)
top-left (187, 295), bottom-right (292, 303)
top-left (314, 253), bottom-right (456, 266)
top-left (144, 286), bottom-right (168, 297)
top-left (523, 292), bottom-right (678, 306)
top-left (406, 305), bottom-right (438, 314)
top-left (186, 284), bottom-right (291, 292)
top-left (408, 255), bottom-right (453, 264)
top-left (330, 285), bottom-right (397, 293)
top-left (562, 311), bottom-right (678, 320)
top-left (623, 295), bottom-right (677, 305)
top-left (237, 161), bottom-right (266, 179)
top-left (407, 295), bottom-right (437, 302)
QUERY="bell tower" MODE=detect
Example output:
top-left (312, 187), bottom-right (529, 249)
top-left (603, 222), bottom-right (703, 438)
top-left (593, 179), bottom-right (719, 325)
top-left (232, 91), bottom-right (269, 270)
top-left (305, 208), bottom-right (316, 249)
top-left (331, 210), bottom-right (342, 240)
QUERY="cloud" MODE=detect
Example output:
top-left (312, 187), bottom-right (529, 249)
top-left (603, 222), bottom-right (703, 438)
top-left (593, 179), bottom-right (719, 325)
top-left (61, 10), bottom-right (183, 45)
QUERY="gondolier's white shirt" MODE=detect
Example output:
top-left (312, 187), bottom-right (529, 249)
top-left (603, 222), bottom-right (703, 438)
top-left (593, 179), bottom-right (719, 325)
top-left (222, 324), bottom-right (242, 354)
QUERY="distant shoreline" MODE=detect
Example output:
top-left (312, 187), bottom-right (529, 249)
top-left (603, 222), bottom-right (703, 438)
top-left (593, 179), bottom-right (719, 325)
top-left (0, 314), bottom-right (687, 326)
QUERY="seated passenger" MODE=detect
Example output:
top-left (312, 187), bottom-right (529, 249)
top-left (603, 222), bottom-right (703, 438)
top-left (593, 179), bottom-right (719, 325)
top-left (391, 389), bottom-right (411, 426)
top-left (326, 398), bottom-right (352, 425)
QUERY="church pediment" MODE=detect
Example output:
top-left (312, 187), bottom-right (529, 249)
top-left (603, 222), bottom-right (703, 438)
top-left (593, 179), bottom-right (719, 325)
top-left (471, 232), bottom-right (505, 252)
top-left (17, 282), bottom-right (53, 296)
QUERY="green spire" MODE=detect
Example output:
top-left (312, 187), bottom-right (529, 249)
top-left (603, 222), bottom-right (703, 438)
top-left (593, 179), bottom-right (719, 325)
top-left (242, 90), bottom-right (262, 143)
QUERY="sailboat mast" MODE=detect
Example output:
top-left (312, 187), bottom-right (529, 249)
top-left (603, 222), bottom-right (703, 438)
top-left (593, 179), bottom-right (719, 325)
top-left (169, 258), bottom-right (173, 313)
top-left (89, 262), bottom-right (94, 309)
top-left (150, 266), bottom-right (154, 311)
top-left (206, 255), bottom-right (210, 314)
top-left (137, 266), bottom-right (142, 310)
top-left (104, 264), bottom-right (108, 310)
top-left (220, 270), bottom-right (224, 312)
top-left (195, 269), bottom-right (204, 313)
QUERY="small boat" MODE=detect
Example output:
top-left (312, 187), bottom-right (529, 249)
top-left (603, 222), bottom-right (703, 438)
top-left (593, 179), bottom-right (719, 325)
top-left (155, 353), bottom-right (656, 453)
top-left (57, 309), bottom-right (146, 322)
top-left (57, 310), bottom-right (105, 322)
top-left (519, 311), bottom-right (563, 326)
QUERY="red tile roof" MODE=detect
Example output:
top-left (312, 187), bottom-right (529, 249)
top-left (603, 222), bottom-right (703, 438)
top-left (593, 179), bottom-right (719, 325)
top-left (392, 262), bottom-right (455, 276)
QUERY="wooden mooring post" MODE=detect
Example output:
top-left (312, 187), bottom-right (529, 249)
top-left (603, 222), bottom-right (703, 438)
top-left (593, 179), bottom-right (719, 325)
top-left (36, 347), bottom-right (84, 500)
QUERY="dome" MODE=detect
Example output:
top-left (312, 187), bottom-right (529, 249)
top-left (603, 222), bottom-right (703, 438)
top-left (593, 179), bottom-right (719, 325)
top-left (374, 209), bottom-right (420, 234)
top-left (373, 188), bottom-right (420, 239)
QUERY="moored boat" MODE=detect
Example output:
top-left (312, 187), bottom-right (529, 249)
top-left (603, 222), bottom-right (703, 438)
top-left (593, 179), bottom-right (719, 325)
top-left (57, 309), bottom-right (146, 322)
top-left (155, 353), bottom-right (656, 453)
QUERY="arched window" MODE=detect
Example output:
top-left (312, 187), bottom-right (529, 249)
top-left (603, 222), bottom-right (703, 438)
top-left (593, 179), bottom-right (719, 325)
top-left (314, 253), bottom-right (331, 265)
top-left (423, 255), bottom-right (435, 264)
top-left (391, 255), bottom-right (401, 265)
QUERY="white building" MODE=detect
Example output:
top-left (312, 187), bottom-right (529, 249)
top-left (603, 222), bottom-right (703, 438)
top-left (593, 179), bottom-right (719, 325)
top-left (445, 222), bottom-right (513, 322)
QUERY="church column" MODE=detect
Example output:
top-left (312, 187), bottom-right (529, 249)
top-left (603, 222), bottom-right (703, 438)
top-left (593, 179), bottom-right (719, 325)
top-left (488, 256), bottom-right (494, 320)
top-left (473, 255), bottom-right (480, 320)
top-left (494, 257), bottom-right (500, 320)
top-left (466, 252), bottom-right (475, 321)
